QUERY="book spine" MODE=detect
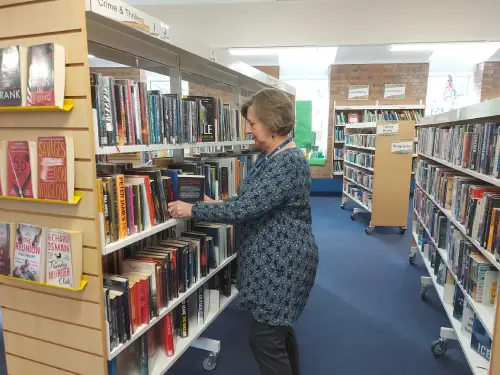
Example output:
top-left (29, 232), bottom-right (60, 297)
top-left (139, 335), bottom-right (148, 375)
top-left (165, 312), bottom-right (175, 357)
top-left (127, 185), bottom-right (135, 235)
top-left (197, 285), bottom-right (204, 325)
top-left (180, 300), bottom-right (188, 338)
top-left (116, 175), bottom-right (127, 239)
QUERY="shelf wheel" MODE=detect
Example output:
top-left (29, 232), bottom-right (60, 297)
top-left (409, 254), bottom-right (416, 265)
top-left (365, 226), bottom-right (374, 235)
top-left (421, 285), bottom-right (428, 301)
top-left (340, 202), bottom-right (345, 209)
top-left (351, 213), bottom-right (356, 221)
top-left (430, 339), bottom-right (448, 356)
top-left (399, 226), bottom-right (407, 235)
top-left (202, 352), bottom-right (218, 371)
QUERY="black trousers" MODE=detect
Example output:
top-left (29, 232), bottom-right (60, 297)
top-left (249, 318), bottom-right (300, 375)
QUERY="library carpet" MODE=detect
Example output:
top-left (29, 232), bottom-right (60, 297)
top-left (0, 196), bottom-right (471, 375)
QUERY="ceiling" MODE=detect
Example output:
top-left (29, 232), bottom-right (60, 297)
top-left (126, 0), bottom-right (320, 4)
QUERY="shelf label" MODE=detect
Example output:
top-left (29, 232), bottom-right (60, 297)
top-left (348, 85), bottom-right (369, 100)
top-left (391, 139), bottom-right (413, 154)
top-left (377, 123), bottom-right (399, 136)
top-left (86, 0), bottom-right (169, 41)
top-left (384, 84), bottom-right (406, 100)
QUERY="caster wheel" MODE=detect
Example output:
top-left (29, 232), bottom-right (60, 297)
top-left (431, 339), bottom-right (448, 356)
top-left (340, 203), bottom-right (345, 209)
top-left (203, 353), bottom-right (218, 371)
top-left (351, 213), bottom-right (356, 221)
top-left (421, 286), bottom-right (428, 301)
top-left (399, 227), bottom-right (407, 235)
top-left (409, 254), bottom-right (416, 265)
top-left (365, 226), bottom-right (374, 235)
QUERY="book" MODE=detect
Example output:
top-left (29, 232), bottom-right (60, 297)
top-left (45, 228), bottom-right (82, 288)
top-left (37, 136), bottom-right (75, 202)
top-left (13, 223), bottom-right (46, 282)
top-left (5, 141), bottom-right (37, 198)
top-left (0, 222), bottom-right (15, 276)
top-left (27, 43), bottom-right (65, 108)
top-left (177, 175), bottom-right (205, 203)
top-left (471, 318), bottom-right (491, 361)
top-left (0, 45), bottom-right (27, 106)
top-left (461, 301), bottom-right (475, 338)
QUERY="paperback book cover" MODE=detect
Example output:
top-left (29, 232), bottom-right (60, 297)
top-left (0, 222), bottom-right (14, 276)
top-left (13, 223), bottom-right (46, 282)
top-left (471, 318), bottom-right (492, 361)
top-left (0, 45), bottom-right (27, 106)
top-left (37, 136), bottom-right (75, 202)
top-left (177, 175), bottom-right (205, 203)
top-left (45, 229), bottom-right (82, 288)
top-left (6, 141), bottom-right (36, 198)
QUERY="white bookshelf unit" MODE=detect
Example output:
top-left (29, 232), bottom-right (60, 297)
top-left (411, 100), bottom-right (500, 375)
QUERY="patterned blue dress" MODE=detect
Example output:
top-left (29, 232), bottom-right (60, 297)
top-left (192, 148), bottom-right (319, 327)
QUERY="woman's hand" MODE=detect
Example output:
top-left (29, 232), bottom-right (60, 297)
top-left (204, 195), bottom-right (222, 204)
top-left (168, 201), bottom-right (193, 218)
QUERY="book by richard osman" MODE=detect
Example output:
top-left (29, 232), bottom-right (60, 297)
top-left (45, 228), bottom-right (82, 288)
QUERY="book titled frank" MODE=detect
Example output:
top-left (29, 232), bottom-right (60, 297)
top-left (177, 175), bottom-right (205, 203)
top-left (0, 45), bottom-right (27, 106)
top-left (5, 140), bottom-right (37, 198)
top-left (46, 228), bottom-right (82, 288)
top-left (13, 223), bottom-right (46, 282)
top-left (0, 222), bottom-right (15, 276)
top-left (27, 43), bottom-right (65, 107)
top-left (37, 136), bottom-right (75, 202)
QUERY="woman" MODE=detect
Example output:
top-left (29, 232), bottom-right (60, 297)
top-left (168, 88), bottom-right (318, 375)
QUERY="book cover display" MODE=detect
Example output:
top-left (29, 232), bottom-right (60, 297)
top-left (177, 175), bottom-right (205, 203)
top-left (13, 223), bottom-right (46, 282)
top-left (6, 141), bottom-right (37, 198)
top-left (45, 229), bottom-right (82, 288)
top-left (0, 45), bottom-right (27, 106)
top-left (37, 136), bottom-right (75, 202)
top-left (0, 222), bottom-right (14, 276)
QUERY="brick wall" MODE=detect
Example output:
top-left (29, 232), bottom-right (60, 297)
top-left (188, 82), bottom-right (234, 103)
top-left (475, 62), bottom-right (500, 101)
top-left (89, 67), bottom-right (147, 82)
top-left (254, 66), bottom-right (280, 79)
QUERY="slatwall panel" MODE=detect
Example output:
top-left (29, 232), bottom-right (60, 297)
top-left (0, 1), bottom-right (107, 374)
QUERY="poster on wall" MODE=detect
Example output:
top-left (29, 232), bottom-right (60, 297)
top-left (348, 85), bottom-right (369, 100)
top-left (384, 84), bottom-right (406, 100)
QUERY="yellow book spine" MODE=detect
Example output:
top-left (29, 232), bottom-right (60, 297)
top-left (116, 175), bottom-right (127, 239)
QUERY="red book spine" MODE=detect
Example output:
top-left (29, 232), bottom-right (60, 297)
top-left (140, 278), bottom-right (149, 324)
top-left (7, 141), bottom-right (34, 198)
top-left (135, 281), bottom-right (142, 327)
top-left (164, 312), bottom-right (174, 357)
top-left (143, 176), bottom-right (156, 226)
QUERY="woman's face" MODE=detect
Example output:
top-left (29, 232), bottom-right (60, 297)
top-left (245, 104), bottom-right (274, 149)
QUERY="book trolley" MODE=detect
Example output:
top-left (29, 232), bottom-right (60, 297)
top-left (410, 99), bottom-right (500, 375)
top-left (0, 1), bottom-right (295, 374)
top-left (340, 120), bottom-right (415, 234)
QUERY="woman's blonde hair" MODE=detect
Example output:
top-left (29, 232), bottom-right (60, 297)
top-left (241, 88), bottom-right (295, 136)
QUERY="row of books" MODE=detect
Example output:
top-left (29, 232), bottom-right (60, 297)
top-left (0, 43), bottom-right (65, 108)
top-left (97, 152), bottom-right (259, 246)
top-left (377, 110), bottom-right (422, 122)
top-left (414, 224), bottom-right (494, 361)
top-left (91, 72), bottom-right (247, 147)
top-left (103, 224), bottom-right (235, 351)
top-left (418, 123), bottom-right (500, 178)
top-left (344, 166), bottom-right (373, 191)
top-left (334, 147), bottom-right (344, 159)
top-left (333, 160), bottom-right (343, 173)
top-left (335, 128), bottom-right (345, 142)
top-left (343, 182), bottom-right (372, 209)
top-left (335, 111), bottom-right (376, 125)
top-left (0, 137), bottom-right (74, 202)
top-left (416, 159), bottom-right (500, 260)
top-left (0, 222), bottom-right (82, 288)
top-left (107, 264), bottom-right (234, 375)
top-left (345, 134), bottom-right (376, 149)
top-left (344, 150), bottom-right (375, 170)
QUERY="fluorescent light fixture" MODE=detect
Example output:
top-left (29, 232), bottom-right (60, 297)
top-left (230, 47), bottom-right (318, 56)
top-left (88, 54), bottom-right (95, 59)
top-left (390, 44), bottom-right (437, 52)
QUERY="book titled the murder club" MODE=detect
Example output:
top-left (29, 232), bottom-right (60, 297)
top-left (46, 229), bottom-right (74, 288)
top-left (0, 46), bottom-right (26, 106)
top-left (13, 224), bottom-right (46, 282)
top-left (27, 43), bottom-right (56, 106)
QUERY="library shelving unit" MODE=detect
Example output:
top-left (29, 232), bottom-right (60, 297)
top-left (333, 102), bottom-right (424, 179)
top-left (410, 98), bottom-right (500, 375)
top-left (0, 1), bottom-right (295, 375)
top-left (340, 120), bottom-right (415, 234)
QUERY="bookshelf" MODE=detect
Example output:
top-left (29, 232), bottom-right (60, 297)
top-left (411, 99), bottom-right (500, 375)
top-left (333, 103), bottom-right (424, 178)
top-left (0, 1), bottom-right (296, 375)
top-left (341, 120), bottom-right (415, 234)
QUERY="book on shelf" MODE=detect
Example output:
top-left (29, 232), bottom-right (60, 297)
top-left (344, 150), bottom-right (375, 169)
top-left (1, 140), bottom-right (37, 198)
top-left (461, 301), bottom-right (475, 338)
top-left (45, 229), bottom-right (82, 288)
top-left (334, 127), bottom-right (345, 142)
top-left (345, 133), bottom-right (376, 148)
top-left (348, 112), bottom-right (359, 124)
top-left (471, 318), bottom-right (492, 361)
top-left (177, 175), bottom-right (205, 203)
top-left (452, 285), bottom-right (465, 321)
top-left (343, 182), bottom-right (372, 209)
top-left (0, 223), bottom-right (15, 276)
top-left (27, 43), bottom-right (65, 108)
top-left (0, 45), bottom-right (28, 107)
top-left (13, 223), bottom-right (46, 282)
top-left (344, 166), bottom-right (373, 190)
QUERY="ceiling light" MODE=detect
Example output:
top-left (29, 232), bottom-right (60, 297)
top-left (88, 54), bottom-right (95, 59)
top-left (229, 47), bottom-right (315, 56)
top-left (390, 44), bottom-right (438, 52)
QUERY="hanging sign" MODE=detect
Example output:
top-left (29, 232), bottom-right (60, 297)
top-left (384, 84), bottom-right (406, 100)
top-left (377, 123), bottom-right (399, 136)
top-left (86, 0), bottom-right (169, 41)
top-left (348, 85), bottom-right (369, 100)
top-left (391, 138), bottom-right (413, 154)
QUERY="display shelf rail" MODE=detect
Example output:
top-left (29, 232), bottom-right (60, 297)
top-left (343, 160), bottom-right (374, 172)
top-left (103, 218), bottom-right (180, 255)
top-left (414, 182), bottom-right (500, 270)
top-left (95, 140), bottom-right (255, 155)
top-left (345, 122), bottom-right (377, 129)
top-left (413, 210), bottom-right (496, 336)
top-left (0, 99), bottom-right (74, 112)
top-left (343, 175), bottom-right (372, 192)
top-left (334, 140), bottom-right (345, 144)
top-left (108, 254), bottom-right (237, 360)
top-left (0, 274), bottom-right (88, 292)
top-left (0, 191), bottom-right (82, 205)
top-left (412, 232), bottom-right (491, 375)
top-left (344, 144), bottom-right (375, 151)
top-left (152, 285), bottom-right (238, 375)
top-left (420, 153), bottom-right (500, 189)
top-left (342, 190), bottom-right (372, 213)
top-left (333, 171), bottom-right (344, 176)
top-left (335, 104), bottom-right (425, 111)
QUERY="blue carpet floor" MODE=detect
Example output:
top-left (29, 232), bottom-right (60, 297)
top-left (0, 196), bottom-right (472, 375)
